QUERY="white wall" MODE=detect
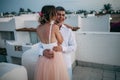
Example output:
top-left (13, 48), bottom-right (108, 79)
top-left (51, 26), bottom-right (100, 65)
top-left (14, 14), bottom-right (38, 29)
top-left (14, 14), bottom-right (39, 43)
top-left (0, 14), bottom-right (38, 48)
top-left (24, 20), bottom-right (38, 28)
top-left (6, 41), bottom-right (32, 63)
top-left (0, 34), bottom-right (5, 48)
top-left (65, 14), bottom-right (79, 27)
top-left (75, 32), bottom-right (120, 66)
top-left (65, 14), bottom-right (110, 32)
top-left (78, 14), bottom-right (110, 32)
top-left (0, 18), bottom-right (16, 48)
top-left (0, 18), bottom-right (15, 31)
top-left (14, 32), bottom-right (31, 44)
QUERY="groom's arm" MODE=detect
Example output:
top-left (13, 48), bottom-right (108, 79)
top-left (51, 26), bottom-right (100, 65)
top-left (64, 24), bottom-right (80, 31)
top-left (38, 42), bottom-right (54, 58)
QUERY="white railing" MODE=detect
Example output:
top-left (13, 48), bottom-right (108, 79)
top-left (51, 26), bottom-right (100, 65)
top-left (75, 32), bottom-right (120, 66)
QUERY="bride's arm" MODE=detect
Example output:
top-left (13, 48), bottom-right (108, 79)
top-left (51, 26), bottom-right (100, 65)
top-left (54, 25), bottom-right (63, 46)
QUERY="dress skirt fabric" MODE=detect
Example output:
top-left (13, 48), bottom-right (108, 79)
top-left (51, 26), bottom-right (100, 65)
top-left (34, 51), bottom-right (69, 80)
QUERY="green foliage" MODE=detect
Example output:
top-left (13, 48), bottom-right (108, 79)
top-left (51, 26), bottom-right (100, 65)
top-left (27, 8), bottom-right (32, 12)
top-left (102, 3), bottom-right (112, 13)
top-left (65, 10), bottom-right (72, 14)
top-left (19, 8), bottom-right (25, 12)
top-left (76, 10), bottom-right (87, 14)
top-left (11, 11), bottom-right (17, 15)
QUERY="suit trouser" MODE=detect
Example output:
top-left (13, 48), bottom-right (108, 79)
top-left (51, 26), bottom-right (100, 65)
top-left (68, 68), bottom-right (72, 80)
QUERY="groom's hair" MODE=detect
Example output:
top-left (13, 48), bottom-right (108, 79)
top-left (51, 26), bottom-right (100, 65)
top-left (56, 6), bottom-right (66, 11)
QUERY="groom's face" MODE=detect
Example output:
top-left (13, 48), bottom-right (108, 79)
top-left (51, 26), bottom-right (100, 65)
top-left (56, 11), bottom-right (66, 23)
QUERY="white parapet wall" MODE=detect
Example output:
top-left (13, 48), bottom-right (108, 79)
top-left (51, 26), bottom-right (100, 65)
top-left (75, 32), bottom-right (120, 66)
top-left (65, 14), bottom-right (110, 32)
top-left (78, 14), bottom-right (110, 32)
top-left (65, 14), bottom-right (79, 27)
top-left (0, 18), bottom-right (15, 31)
top-left (6, 40), bottom-right (32, 64)
top-left (14, 14), bottom-right (39, 29)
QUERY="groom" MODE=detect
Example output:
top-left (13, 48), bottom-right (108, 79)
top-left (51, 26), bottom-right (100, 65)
top-left (38, 6), bottom-right (77, 80)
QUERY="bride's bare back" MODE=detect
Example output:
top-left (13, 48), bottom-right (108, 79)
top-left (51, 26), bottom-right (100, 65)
top-left (36, 22), bottom-right (63, 45)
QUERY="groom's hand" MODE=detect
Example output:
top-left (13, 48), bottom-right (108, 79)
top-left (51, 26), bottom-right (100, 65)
top-left (53, 46), bottom-right (62, 52)
top-left (43, 49), bottom-right (54, 59)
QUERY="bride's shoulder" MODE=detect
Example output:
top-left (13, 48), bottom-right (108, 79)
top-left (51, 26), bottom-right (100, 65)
top-left (53, 24), bottom-right (59, 28)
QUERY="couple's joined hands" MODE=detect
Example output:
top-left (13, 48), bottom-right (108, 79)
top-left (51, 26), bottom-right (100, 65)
top-left (43, 46), bottom-right (62, 59)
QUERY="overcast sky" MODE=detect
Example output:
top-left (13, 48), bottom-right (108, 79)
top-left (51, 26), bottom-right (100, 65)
top-left (0, 0), bottom-right (120, 13)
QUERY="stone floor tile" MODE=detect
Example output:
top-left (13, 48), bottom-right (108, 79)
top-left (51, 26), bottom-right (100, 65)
top-left (103, 70), bottom-right (115, 79)
top-left (103, 77), bottom-right (115, 80)
top-left (116, 72), bottom-right (120, 78)
top-left (73, 66), bottom-right (103, 80)
top-left (116, 77), bottom-right (120, 80)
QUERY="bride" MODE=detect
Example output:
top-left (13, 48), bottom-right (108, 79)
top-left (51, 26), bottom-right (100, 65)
top-left (34, 5), bottom-right (69, 80)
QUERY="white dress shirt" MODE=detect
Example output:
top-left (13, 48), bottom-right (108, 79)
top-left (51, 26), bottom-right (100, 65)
top-left (38, 24), bottom-right (77, 68)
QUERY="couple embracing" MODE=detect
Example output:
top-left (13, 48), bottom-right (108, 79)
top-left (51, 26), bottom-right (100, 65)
top-left (34, 5), bottom-right (77, 80)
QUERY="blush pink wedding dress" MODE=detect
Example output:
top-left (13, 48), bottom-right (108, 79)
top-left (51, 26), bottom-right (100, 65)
top-left (34, 23), bottom-right (69, 80)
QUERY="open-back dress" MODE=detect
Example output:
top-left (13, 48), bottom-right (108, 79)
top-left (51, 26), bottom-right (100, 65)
top-left (34, 23), bottom-right (69, 80)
